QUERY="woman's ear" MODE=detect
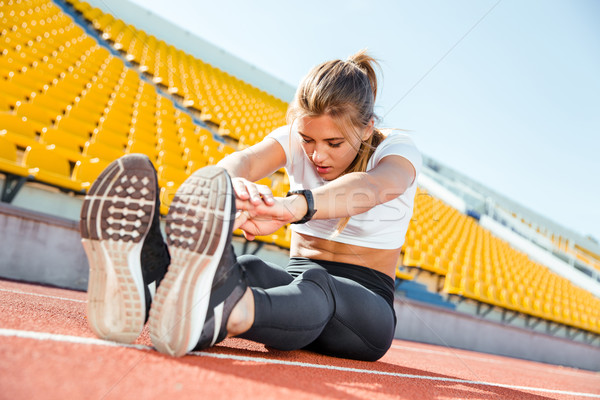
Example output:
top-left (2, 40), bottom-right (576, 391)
top-left (362, 119), bottom-right (375, 141)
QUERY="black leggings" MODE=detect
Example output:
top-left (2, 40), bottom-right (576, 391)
top-left (237, 255), bottom-right (396, 361)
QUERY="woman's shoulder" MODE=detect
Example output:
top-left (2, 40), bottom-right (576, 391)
top-left (379, 129), bottom-right (416, 144)
top-left (375, 129), bottom-right (419, 155)
top-left (371, 129), bottom-right (422, 170)
top-left (266, 124), bottom-right (293, 140)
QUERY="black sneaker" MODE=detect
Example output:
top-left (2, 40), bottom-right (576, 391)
top-left (80, 154), bottom-right (170, 344)
top-left (149, 166), bottom-right (247, 357)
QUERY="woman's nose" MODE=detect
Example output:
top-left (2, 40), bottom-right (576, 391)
top-left (312, 147), bottom-right (326, 164)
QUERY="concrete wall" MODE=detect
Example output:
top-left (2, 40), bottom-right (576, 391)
top-left (0, 203), bottom-right (89, 291)
top-left (394, 297), bottom-right (600, 371)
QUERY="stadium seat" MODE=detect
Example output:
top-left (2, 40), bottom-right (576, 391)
top-left (91, 127), bottom-right (129, 149)
top-left (0, 113), bottom-right (42, 147)
top-left (82, 141), bottom-right (124, 162)
top-left (0, 134), bottom-right (31, 178)
top-left (156, 149), bottom-right (186, 170)
top-left (157, 164), bottom-right (189, 188)
top-left (72, 157), bottom-right (110, 190)
top-left (22, 144), bottom-right (83, 192)
top-left (159, 183), bottom-right (178, 215)
top-left (126, 139), bottom-right (157, 161)
top-left (39, 127), bottom-right (85, 160)
top-left (55, 115), bottom-right (97, 139)
top-left (1, 80), bottom-right (35, 109)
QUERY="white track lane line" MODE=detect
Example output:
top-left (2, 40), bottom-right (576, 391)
top-left (391, 344), bottom-right (593, 377)
top-left (0, 328), bottom-right (598, 398)
top-left (0, 288), bottom-right (86, 303)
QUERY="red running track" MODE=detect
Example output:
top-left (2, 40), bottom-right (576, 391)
top-left (1, 279), bottom-right (599, 400)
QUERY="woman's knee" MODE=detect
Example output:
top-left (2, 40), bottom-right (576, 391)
top-left (297, 268), bottom-right (333, 291)
top-left (237, 255), bottom-right (293, 288)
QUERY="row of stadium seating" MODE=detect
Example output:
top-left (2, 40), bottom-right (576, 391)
top-left (66, 0), bottom-right (288, 144)
top-left (1, 0), bottom-right (292, 240)
top-left (1, 0), bottom-right (598, 337)
top-left (497, 207), bottom-right (600, 274)
top-left (402, 190), bottom-right (600, 334)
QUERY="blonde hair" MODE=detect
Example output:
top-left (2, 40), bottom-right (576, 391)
top-left (286, 49), bottom-right (385, 235)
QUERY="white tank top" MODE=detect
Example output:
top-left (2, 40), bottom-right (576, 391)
top-left (267, 125), bottom-right (422, 250)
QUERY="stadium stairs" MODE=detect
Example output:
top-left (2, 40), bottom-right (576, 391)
top-left (1, 0), bottom-right (599, 370)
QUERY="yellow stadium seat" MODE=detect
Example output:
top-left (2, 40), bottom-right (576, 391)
top-left (1, 80), bottom-right (35, 109)
top-left (156, 149), bottom-right (186, 170)
top-left (72, 157), bottom-right (110, 191)
top-left (126, 140), bottom-right (157, 161)
top-left (159, 183), bottom-right (178, 215)
top-left (156, 134), bottom-right (182, 152)
top-left (39, 127), bottom-right (86, 159)
top-left (395, 266), bottom-right (414, 281)
top-left (9, 71), bottom-right (47, 94)
top-left (91, 128), bottom-right (129, 149)
top-left (0, 133), bottom-right (30, 177)
top-left (82, 141), bottom-right (124, 162)
top-left (0, 113), bottom-right (42, 147)
top-left (185, 158), bottom-right (211, 175)
top-left (55, 116), bottom-right (96, 139)
top-left (157, 164), bottom-right (189, 188)
top-left (442, 270), bottom-right (462, 295)
top-left (403, 246), bottom-right (425, 267)
top-left (22, 144), bottom-right (82, 192)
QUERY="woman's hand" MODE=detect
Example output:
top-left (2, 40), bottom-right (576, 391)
top-left (233, 195), bottom-right (307, 241)
top-left (231, 177), bottom-right (276, 241)
top-left (231, 177), bottom-right (275, 206)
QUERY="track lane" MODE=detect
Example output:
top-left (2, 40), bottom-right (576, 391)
top-left (1, 280), bottom-right (598, 400)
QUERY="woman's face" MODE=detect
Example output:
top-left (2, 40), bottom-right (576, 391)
top-left (297, 115), bottom-right (364, 181)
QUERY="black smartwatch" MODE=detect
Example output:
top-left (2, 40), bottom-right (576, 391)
top-left (286, 189), bottom-right (317, 224)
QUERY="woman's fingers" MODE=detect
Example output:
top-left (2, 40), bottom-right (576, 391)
top-left (232, 178), bottom-right (274, 206)
top-left (246, 183), bottom-right (262, 204)
top-left (232, 178), bottom-right (250, 200)
top-left (242, 231), bottom-right (256, 241)
top-left (233, 210), bottom-right (249, 231)
top-left (257, 184), bottom-right (274, 205)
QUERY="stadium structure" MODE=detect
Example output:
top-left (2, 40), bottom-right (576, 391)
top-left (1, 0), bottom-right (599, 371)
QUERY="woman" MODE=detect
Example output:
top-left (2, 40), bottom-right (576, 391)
top-left (81, 50), bottom-right (421, 361)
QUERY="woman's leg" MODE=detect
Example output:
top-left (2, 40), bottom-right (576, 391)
top-left (305, 275), bottom-right (396, 361)
top-left (236, 254), bottom-right (294, 288)
top-left (226, 254), bottom-right (295, 336)
top-left (232, 259), bottom-right (395, 361)
top-left (236, 263), bottom-right (336, 351)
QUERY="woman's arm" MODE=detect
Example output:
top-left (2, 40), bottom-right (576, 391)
top-left (217, 138), bottom-right (286, 181)
top-left (235, 154), bottom-right (416, 236)
top-left (310, 154), bottom-right (416, 219)
top-left (217, 137), bottom-right (286, 206)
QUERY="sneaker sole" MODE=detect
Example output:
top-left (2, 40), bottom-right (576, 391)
top-left (149, 166), bottom-right (234, 357)
top-left (80, 155), bottom-right (157, 344)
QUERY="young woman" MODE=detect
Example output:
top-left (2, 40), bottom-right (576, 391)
top-left (81, 50), bottom-right (421, 361)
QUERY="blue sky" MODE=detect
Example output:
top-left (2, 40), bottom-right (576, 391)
top-left (125, 0), bottom-right (600, 241)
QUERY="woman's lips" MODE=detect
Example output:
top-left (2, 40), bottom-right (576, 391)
top-left (315, 165), bottom-right (332, 174)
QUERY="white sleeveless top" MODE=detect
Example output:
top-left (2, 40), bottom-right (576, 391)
top-left (267, 125), bottom-right (422, 250)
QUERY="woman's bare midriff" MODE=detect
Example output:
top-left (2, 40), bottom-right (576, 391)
top-left (289, 231), bottom-right (400, 279)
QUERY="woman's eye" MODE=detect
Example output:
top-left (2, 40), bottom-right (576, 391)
top-left (301, 137), bottom-right (312, 144)
top-left (329, 142), bottom-right (342, 148)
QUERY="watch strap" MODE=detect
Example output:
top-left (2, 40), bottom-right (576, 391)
top-left (286, 189), bottom-right (317, 224)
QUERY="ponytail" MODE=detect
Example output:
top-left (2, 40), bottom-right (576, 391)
top-left (347, 49), bottom-right (379, 103)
